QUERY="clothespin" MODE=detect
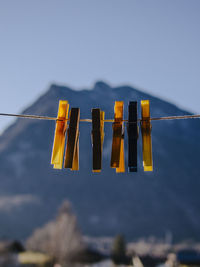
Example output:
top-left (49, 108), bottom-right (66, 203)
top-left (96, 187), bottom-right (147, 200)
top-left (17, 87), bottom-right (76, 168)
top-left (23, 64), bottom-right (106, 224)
top-left (141, 100), bottom-right (153, 171)
top-left (127, 101), bottom-right (138, 172)
top-left (51, 100), bottom-right (69, 169)
top-left (64, 108), bottom-right (80, 170)
top-left (91, 108), bottom-right (105, 172)
top-left (111, 101), bottom-right (125, 173)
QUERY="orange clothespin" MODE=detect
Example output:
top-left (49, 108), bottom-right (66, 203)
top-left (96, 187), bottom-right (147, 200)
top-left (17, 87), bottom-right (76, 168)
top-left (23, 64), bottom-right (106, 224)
top-left (91, 108), bottom-right (105, 172)
top-left (141, 100), bottom-right (153, 171)
top-left (110, 101), bottom-right (125, 173)
top-left (51, 100), bottom-right (69, 169)
top-left (64, 108), bottom-right (80, 171)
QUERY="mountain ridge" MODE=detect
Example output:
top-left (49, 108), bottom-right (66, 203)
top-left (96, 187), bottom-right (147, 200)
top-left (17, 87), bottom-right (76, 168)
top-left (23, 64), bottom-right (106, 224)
top-left (0, 81), bottom-right (199, 242)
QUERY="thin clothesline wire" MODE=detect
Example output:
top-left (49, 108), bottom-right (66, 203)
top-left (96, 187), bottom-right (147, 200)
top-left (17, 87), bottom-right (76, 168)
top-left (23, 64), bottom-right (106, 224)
top-left (0, 112), bottom-right (200, 123)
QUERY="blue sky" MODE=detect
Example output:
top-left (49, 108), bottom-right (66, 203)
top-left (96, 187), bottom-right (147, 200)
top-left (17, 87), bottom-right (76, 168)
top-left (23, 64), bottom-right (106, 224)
top-left (0, 0), bottom-right (200, 131)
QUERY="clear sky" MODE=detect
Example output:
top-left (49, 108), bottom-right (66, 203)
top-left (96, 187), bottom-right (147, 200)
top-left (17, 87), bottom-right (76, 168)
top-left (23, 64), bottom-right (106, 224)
top-left (0, 0), bottom-right (200, 131)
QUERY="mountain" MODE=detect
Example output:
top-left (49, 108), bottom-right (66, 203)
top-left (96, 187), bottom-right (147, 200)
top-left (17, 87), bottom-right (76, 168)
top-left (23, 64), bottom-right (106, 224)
top-left (0, 81), bottom-right (200, 242)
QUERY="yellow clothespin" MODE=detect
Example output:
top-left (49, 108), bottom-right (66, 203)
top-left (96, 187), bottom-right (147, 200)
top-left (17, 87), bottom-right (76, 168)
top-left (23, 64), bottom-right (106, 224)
top-left (141, 100), bottom-right (153, 171)
top-left (64, 108), bottom-right (80, 171)
top-left (91, 109), bottom-right (105, 172)
top-left (51, 100), bottom-right (69, 169)
top-left (110, 101), bottom-right (125, 173)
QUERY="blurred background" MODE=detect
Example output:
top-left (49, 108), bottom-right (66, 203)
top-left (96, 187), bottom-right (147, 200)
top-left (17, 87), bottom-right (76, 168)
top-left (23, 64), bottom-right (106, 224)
top-left (0, 1), bottom-right (200, 266)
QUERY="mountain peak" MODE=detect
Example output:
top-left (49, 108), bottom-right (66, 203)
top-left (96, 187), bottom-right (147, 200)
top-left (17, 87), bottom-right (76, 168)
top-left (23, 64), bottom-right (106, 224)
top-left (93, 81), bottom-right (111, 92)
top-left (48, 83), bottom-right (73, 93)
top-left (0, 81), bottom-right (199, 241)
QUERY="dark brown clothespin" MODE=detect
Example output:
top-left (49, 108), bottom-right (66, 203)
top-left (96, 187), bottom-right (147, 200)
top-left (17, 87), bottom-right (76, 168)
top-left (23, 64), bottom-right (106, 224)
top-left (127, 101), bottom-right (138, 172)
top-left (91, 108), bottom-right (105, 172)
top-left (64, 108), bottom-right (80, 170)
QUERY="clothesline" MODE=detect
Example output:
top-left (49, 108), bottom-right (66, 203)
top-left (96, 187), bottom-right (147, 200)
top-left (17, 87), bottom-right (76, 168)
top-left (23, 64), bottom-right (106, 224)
top-left (0, 112), bottom-right (200, 123)
top-left (1, 100), bottom-right (197, 173)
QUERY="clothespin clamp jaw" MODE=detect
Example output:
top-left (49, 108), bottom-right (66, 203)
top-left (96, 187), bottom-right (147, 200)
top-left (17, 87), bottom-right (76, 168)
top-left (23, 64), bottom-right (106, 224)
top-left (64, 108), bottom-right (80, 171)
top-left (127, 101), bottom-right (138, 172)
top-left (91, 109), bottom-right (105, 172)
top-left (141, 100), bottom-right (153, 171)
top-left (111, 101), bottom-right (125, 173)
top-left (51, 100), bottom-right (69, 169)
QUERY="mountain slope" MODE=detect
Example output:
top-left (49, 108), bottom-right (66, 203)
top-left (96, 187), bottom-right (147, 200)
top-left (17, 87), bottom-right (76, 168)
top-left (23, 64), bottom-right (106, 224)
top-left (0, 81), bottom-right (199, 242)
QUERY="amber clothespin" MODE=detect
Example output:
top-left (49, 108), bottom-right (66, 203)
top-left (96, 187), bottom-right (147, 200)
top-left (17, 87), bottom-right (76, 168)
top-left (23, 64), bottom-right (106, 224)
top-left (91, 109), bottom-right (105, 172)
top-left (111, 101), bottom-right (125, 173)
top-left (127, 101), bottom-right (138, 172)
top-left (141, 100), bottom-right (153, 171)
top-left (51, 100), bottom-right (69, 169)
top-left (64, 108), bottom-right (80, 170)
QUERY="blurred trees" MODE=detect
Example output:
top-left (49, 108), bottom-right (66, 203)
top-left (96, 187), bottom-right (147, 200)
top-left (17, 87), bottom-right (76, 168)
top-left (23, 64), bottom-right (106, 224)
top-left (26, 200), bottom-right (84, 263)
top-left (111, 234), bottom-right (128, 264)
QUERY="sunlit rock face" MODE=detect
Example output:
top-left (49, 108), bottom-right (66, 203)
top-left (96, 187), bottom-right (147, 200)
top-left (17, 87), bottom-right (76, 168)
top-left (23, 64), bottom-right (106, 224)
top-left (0, 81), bottom-right (199, 242)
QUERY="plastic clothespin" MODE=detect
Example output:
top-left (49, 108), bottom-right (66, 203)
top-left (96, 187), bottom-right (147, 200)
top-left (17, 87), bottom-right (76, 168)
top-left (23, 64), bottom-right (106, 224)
top-left (91, 109), bottom-right (105, 172)
top-left (51, 100), bottom-right (69, 169)
top-left (127, 101), bottom-right (138, 172)
top-left (110, 101), bottom-right (125, 173)
top-left (64, 108), bottom-right (80, 171)
top-left (141, 100), bottom-right (153, 171)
